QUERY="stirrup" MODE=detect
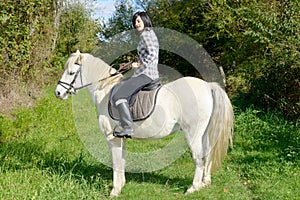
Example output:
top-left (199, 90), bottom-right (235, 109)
top-left (113, 126), bottom-right (133, 138)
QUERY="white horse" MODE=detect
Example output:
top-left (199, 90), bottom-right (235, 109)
top-left (55, 50), bottom-right (234, 196)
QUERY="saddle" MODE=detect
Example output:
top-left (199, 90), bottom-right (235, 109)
top-left (108, 78), bottom-right (162, 121)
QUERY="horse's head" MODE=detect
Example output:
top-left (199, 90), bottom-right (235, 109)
top-left (55, 50), bottom-right (83, 100)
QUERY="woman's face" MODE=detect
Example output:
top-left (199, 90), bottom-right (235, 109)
top-left (135, 16), bottom-right (144, 32)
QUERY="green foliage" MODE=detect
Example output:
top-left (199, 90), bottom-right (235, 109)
top-left (208, 0), bottom-right (300, 119)
top-left (101, 0), bottom-right (134, 39)
top-left (210, 0), bottom-right (299, 119)
top-left (96, 0), bottom-right (138, 67)
top-left (0, 0), bottom-right (101, 95)
top-left (107, 0), bottom-right (299, 119)
top-left (147, 0), bottom-right (209, 77)
top-left (0, 0), bottom-right (54, 82)
top-left (56, 3), bottom-right (101, 57)
top-left (1, 0), bottom-right (298, 119)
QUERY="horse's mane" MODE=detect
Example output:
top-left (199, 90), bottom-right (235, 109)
top-left (65, 51), bottom-right (114, 74)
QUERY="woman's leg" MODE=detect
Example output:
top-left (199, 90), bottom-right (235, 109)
top-left (111, 75), bottom-right (152, 105)
top-left (112, 75), bottom-right (152, 137)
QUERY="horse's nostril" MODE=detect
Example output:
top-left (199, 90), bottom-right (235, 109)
top-left (55, 91), bottom-right (60, 97)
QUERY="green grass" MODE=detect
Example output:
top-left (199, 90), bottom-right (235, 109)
top-left (0, 87), bottom-right (299, 199)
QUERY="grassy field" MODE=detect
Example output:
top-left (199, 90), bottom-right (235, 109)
top-left (0, 87), bottom-right (299, 200)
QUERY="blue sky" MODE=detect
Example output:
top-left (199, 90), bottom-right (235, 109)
top-left (93, 0), bottom-right (141, 20)
top-left (93, 0), bottom-right (116, 20)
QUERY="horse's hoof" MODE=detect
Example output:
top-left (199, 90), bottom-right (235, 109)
top-left (203, 179), bottom-right (211, 186)
top-left (185, 186), bottom-right (196, 194)
top-left (110, 189), bottom-right (120, 197)
top-left (185, 183), bottom-right (205, 194)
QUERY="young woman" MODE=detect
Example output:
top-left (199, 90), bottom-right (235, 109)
top-left (111, 11), bottom-right (159, 137)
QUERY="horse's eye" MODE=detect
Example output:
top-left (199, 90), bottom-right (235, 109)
top-left (69, 72), bottom-right (75, 75)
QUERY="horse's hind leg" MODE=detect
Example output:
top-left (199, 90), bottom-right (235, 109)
top-left (185, 155), bottom-right (212, 195)
top-left (185, 153), bottom-right (206, 194)
top-left (201, 128), bottom-right (212, 187)
top-left (184, 117), bottom-right (211, 194)
top-left (184, 124), bottom-right (210, 194)
top-left (203, 154), bottom-right (212, 186)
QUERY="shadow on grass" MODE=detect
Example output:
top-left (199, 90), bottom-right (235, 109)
top-left (0, 140), bottom-right (192, 194)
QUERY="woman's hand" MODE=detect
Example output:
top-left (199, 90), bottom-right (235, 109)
top-left (119, 62), bottom-right (132, 70)
top-left (131, 62), bottom-right (142, 68)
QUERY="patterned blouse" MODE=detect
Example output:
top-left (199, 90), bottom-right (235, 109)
top-left (134, 29), bottom-right (159, 80)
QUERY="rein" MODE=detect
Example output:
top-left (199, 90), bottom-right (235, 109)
top-left (58, 62), bottom-right (131, 95)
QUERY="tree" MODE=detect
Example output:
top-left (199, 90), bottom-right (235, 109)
top-left (101, 0), bottom-right (134, 39)
top-left (0, 0), bottom-right (55, 84)
top-left (102, 0), bottom-right (299, 119)
top-left (0, 0), bottom-right (102, 96)
top-left (55, 1), bottom-right (101, 56)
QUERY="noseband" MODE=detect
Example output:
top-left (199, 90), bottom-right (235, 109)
top-left (57, 63), bottom-right (82, 95)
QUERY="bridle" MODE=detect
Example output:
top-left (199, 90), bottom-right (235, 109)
top-left (57, 62), bottom-right (83, 95)
top-left (57, 62), bottom-right (131, 95)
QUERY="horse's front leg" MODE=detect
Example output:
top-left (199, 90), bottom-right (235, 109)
top-left (108, 137), bottom-right (126, 197)
top-left (98, 115), bottom-right (126, 197)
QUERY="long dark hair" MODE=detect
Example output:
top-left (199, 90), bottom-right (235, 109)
top-left (132, 11), bottom-right (153, 29)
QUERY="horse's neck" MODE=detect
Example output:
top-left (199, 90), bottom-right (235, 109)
top-left (82, 54), bottom-right (111, 83)
top-left (82, 54), bottom-right (122, 104)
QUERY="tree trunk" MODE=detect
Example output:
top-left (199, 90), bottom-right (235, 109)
top-left (52, 0), bottom-right (62, 52)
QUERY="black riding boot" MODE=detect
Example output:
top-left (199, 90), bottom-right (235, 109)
top-left (113, 101), bottom-right (134, 138)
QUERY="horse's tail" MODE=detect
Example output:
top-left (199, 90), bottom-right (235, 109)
top-left (207, 82), bottom-right (234, 172)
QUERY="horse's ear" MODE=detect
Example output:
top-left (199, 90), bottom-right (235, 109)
top-left (74, 50), bottom-right (83, 64)
top-left (76, 54), bottom-right (83, 65)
